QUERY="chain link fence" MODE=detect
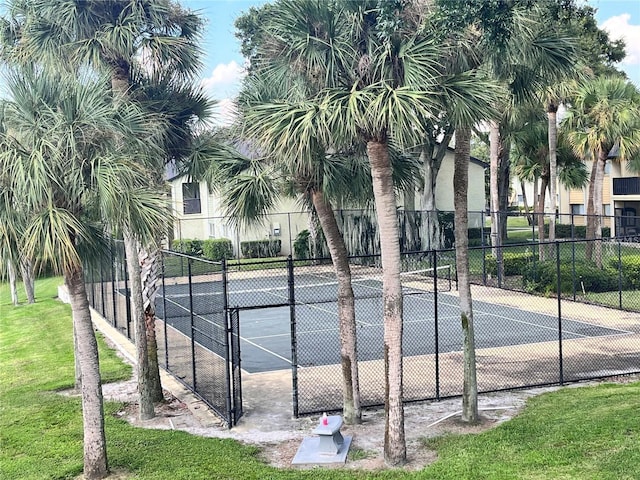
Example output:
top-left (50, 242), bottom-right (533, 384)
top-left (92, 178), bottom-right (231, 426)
top-left (85, 235), bottom-right (639, 421)
top-left (292, 239), bottom-right (639, 415)
top-left (85, 242), bottom-right (242, 427)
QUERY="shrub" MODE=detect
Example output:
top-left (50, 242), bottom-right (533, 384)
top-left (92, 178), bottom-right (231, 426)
top-left (240, 239), bottom-right (282, 258)
top-left (438, 211), bottom-right (455, 248)
top-left (467, 227), bottom-right (483, 240)
top-left (171, 239), bottom-right (203, 256)
top-left (294, 230), bottom-right (311, 259)
top-left (485, 252), bottom-right (534, 276)
top-left (523, 261), bottom-right (620, 294)
top-left (607, 255), bottom-right (640, 290)
top-left (547, 224), bottom-right (611, 239)
top-left (202, 238), bottom-right (234, 261)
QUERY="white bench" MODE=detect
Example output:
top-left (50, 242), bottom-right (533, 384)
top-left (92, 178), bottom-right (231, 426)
top-left (312, 415), bottom-right (344, 455)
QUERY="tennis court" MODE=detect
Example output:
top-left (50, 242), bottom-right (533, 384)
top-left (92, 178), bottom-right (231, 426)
top-left (156, 267), bottom-right (631, 374)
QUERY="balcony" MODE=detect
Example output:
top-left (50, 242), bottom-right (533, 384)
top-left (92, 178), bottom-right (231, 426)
top-left (613, 177), bottom-right (640, 196)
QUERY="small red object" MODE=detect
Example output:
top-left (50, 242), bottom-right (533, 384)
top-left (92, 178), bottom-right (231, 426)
top-left (322, 413), bottom-right (328, 426)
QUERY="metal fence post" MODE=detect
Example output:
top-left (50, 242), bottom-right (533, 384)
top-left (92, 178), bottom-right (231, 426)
top-left (110, 242), bottom-right (117, 329)
top-left (99, 259), bottom-right (105, 317)
top-left (287, 255), bottom-right (299, 418)
top-left (617, 240), bottom-right (623, 310)
top-left (222, 257), bottom-right (233, 427)
top-left (433, 249), bottom-right (440, 401)
top-left (571, 214), bottom-right (576, 301)
top-left (122, 245), bottom-right (132, 339)
top-left (187, 258), bottom-right (197, 391)
top-left (556, 242), bottom-right (563, 385)
top-left (159, 253), bottom-right (169, 370)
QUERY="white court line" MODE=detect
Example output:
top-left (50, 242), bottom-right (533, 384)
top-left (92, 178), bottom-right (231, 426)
top-left (412, 293), bottom-right (632, 336)
top-left (240, 336), bottom-right (292, 365)
top-left (165, 292), bottom-right (295, 367)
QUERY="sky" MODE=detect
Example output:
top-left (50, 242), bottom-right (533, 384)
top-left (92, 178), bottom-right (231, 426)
top-left (183, 0), bottom-right (640, 123)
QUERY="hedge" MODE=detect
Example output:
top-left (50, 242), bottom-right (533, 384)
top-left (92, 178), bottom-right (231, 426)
top-left (607, 255), bottom-right (640, 290)
top-left (202, 238), bottom-right (234, 261)
top-left (240, 239), bottom-right (282, 258)
top-left (523, 261), bottom-right (621, 295)
top-left (547, 224), bottom-right (611, 239)
top-left (485, 252), bottom-right (534, 276)
top-left (171, 239), bottom-right (203, 256)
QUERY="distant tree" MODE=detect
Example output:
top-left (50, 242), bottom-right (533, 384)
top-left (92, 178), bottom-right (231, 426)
top-left (564, 77), bottom-right (640, 265)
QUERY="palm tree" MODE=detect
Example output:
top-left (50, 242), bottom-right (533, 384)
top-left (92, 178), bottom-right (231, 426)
top-left (1, 0), bottom-right (213, 418)
top-left (451, 3), bottom-right (578, 281)
top-left (512, 116), bottom-right (589, 257)
top-left (210, 139), bottom-right (371, 425)
top-left (0, 68), bottom-right (166, 480)
top-left (564, 77), bottom-right (640, 265)
top-left (235, 0), bottom-right (501, 463)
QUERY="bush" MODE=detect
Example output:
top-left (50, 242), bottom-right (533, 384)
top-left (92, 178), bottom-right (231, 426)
top-left (548, 224), bottom-right (611, 239)
top-left (202, 239), bottom-right (233, 261)
top-left (523, 261), bottom-right (620, 294)
top-left (485, 252), bottom-right (534, 276)
top-left (240, 239), bottom-right (282, 258)
top-left (294, 230), bottom-right (311, 259)
top-left (171, 239), bottom-right (203, 256)
top-left (607, 255), bottom-right (640, 290)
top-left (468, 227), bottom-right (483, 240)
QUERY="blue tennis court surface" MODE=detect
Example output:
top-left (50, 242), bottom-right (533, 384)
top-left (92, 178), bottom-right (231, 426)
top-left (155, 274), bottom-right (631, 374)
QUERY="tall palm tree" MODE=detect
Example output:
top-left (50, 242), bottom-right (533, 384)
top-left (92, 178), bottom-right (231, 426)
top-left (0, 68), bottom-right (166, 480)
top-left (235, 0), bottom-right (501, 464)
top-left (210, 139), bottom-right (371, 425)
top-left (512, 116), bottom-right (588, 256)
top-left (1, 0), bottom-right (213, 418)
top-left (451, 3), bottom-right (578, 280)
top-left (564, 76), bottom-right (640, 265)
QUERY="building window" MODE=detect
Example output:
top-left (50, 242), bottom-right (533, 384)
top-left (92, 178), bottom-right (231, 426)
top-left (209, 222), bottom-right (216, 238)
top-left (182, 183), bottom-right (201, 214)
top-left (604, 160), bottom-right (611, 175)
top-left (603, 204), bottom-right (611, 216)
top-left (570, 204), bottom-right (584, 215)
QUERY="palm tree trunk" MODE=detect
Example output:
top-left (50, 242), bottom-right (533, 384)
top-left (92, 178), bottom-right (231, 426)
top-left (366, 140), bottom-right (406, 466)
top-left (7, 259), bottom-right (19, 306)
top-left (547, 105), bottom-right (558, 246)
top-left (520, 180), bottom-right (532, 226)
top-left (64, 266), bottom-right (108, 479)
top-left (537, 171), bottom-right (549, 261)
top-left (111, 66), bottom-right (162, 410)
top-left (498, 145), bottom-right (511, 243)
top-left (310, 190), bottom-right (361, 425)
top-left (420, 148), bottom-right (441, 250)
top-left (454, 127), bottom-right (478, 423)
top-left (20, 257), bottom-right (36, 304)
top-left (140, 243), bottom-right (164, 403)
top-left (489, 121), bottom-right (504, 283)
top-left (593, 149), bottom-right (607, 268)
top-left (124, 231), bottom-right (155, 420)
top-left (585, 159), bottom-right (598, 261)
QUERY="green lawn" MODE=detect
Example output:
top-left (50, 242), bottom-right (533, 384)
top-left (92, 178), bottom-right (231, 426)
top-left (1, 278), bottom-right (639, 479)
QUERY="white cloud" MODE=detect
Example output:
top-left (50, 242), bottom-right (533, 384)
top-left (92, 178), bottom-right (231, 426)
top-left (201, 61), bottom-right (245, 98)
top-left (213, 98), bottom-right (237, 127)
top-left (600, 13), bottom-right (640, 65)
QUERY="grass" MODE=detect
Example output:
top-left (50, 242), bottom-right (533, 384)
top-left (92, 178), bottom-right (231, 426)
top-left (2, 277), bottom-right (640, 479)
top-left (575, 289), bottom-right (640, 311)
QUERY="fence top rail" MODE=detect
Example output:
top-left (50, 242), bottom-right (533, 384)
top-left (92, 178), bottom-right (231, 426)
top-left (161, 249), bottom-right (222, 265)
